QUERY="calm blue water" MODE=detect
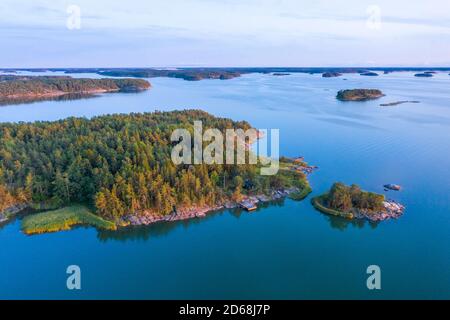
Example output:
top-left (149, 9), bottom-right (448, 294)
top-left (0, 71), bottom-right (449, 299)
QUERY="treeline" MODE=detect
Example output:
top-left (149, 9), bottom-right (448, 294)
top-left (0, 184), bottom-right (27, 212)
top-left (325, 182), bottom-right (385, 212)
top-left (0, 75), bottom-right (68, 82)
top-left (0, 110), bottom-right (302, 221)
top-left (98, 69), bottom-right (243, 81)
top-left (0, 76), bottom-right (150, 97)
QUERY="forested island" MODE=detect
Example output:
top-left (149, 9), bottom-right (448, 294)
top-left (360, 72), bottom-right (379, 76)
top-left (322, 72), bottom-right (342, 78)
top-left (0, 76), bottom-right (150, 104)
top-left (414, 73), bottom-right (433, 77)
top-left (97, 69), bottom-right (243, 81)
top-left (312, 182), bottom-right (404, 221)
top-left (0, 110), bottom-right (312, 234)
top-left (3, 67), bottom-right (450, 80)
top-left (336, 89), bottom-right (385, 101)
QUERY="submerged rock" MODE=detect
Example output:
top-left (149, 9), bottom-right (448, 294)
top-left (380, 101), bottom-right (420, 107)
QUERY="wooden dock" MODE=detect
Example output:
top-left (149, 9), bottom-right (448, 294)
top-left (239, 200), bottom-right (257, 211)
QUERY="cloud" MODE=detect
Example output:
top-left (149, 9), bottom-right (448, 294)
top-left (1, 0), bottom-right (450, 66)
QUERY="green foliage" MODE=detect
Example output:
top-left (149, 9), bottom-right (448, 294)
top-left (336, 89), bottom-right (384, 101)
top-left (289, 184), bottom-right (312, 200)
top-left (321, 182), bottom-right (385, 213)
top-left (21, 205), bottom-right (116, 235)
top-left (0, 183), bottom-right (28, 212)
top-left (1, 110), bottom-right (303, 221)
top-left (311, 195), bottom-right (354, 219)
top-left (0, 76), bottom-right (150, 97)
top-left (98, 69), bottom-right (242, 81)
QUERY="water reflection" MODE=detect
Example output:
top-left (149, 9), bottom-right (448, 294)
top-left (97, 199), bottom-right (286, 242)
top-left (0, 93), bottom-right (99, 106)
top-left (324, 214), bottom-right (380, 231)
top-left (0, 209), bottom-right (33, 231)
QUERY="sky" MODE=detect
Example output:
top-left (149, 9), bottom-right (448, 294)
top-left (1, 0), bottom-right (450, 67)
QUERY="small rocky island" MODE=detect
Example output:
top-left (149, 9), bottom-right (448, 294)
top-left (414, 73), bottom-right (433, 77)
top-left (336, 89), bottom-right (385, 101)
top-left (312, 182), bottom-right (405, 221)
top-left (0, 76), bottom-right (151, 104)
top-left (360, 72), bottom-right (379, 76)
top-left (322, 72), bottom-right (342, 78)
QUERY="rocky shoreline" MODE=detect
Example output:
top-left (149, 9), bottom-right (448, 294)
top-left (336, 89), bottom-right (385, 101)
top-left (353, 200), bottom-right (405, 221)
top-left (0, 204), bottom-right (28, 224)
top-left (124, 187), bottom-right (300, 226)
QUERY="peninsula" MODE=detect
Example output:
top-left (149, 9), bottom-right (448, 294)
top-left (312, 182), bottom-right (405, 221)
top-left (0, 110), bottom-right (312, 234)
top-left (0, 75), bottom-right (150, 104)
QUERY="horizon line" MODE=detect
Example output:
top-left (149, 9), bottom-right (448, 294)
top-left (2, 66), bottom-right (450, 70)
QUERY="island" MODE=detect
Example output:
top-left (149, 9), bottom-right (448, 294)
top-left (0, 75), bottom-right (151, 104)
top-left (5, 67), bottom-right (450, 80)
top-left (0, 110), bottom-right (313, 234)
top-left (360, 72), bottom-right (379, 76)
top-left (322, 72), bottom-right (342, 78)
top-left (414, 73), bottom-right (433, 77)
top-left (272, 73), bottom-right (291, 76)
top-left (336, 89), bottom-right (385, 101)
top-left (97, 69), bottom-right (243, 81)
top-left (312, 182), bottom-right (405, 221)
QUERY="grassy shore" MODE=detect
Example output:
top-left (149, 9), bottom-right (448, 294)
top-left (311, 194), bottom-right (354, 219)
top-left (289, 184), bottom-right (312, 200)
top-left (278, 161), bottom-right (313, 200)
top-left (21, 205), bottom-right (116, 235)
